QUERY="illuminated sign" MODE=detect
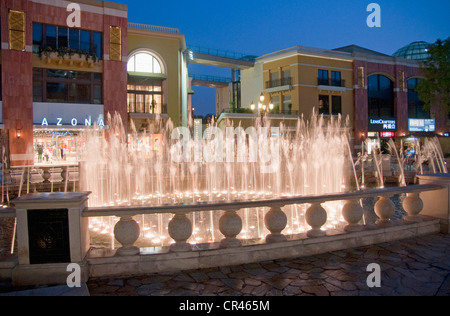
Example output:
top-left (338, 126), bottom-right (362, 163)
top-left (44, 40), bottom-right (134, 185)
top-left (380, 132), bottom-right (396, 138)
top-left (369, 119), bottom-right (397, 131)
top-left (408, 119), bottom-right (435, 133)
top-left (40, 116), bottom-right (105, 128)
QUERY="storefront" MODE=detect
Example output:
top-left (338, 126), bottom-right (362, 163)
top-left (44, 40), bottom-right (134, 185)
top-left (127, 133), bottom-right (163, 158)
top-left (367, 118), bottom-right (397, 154)
top-left (33, 103), bottom-right (105, 165)
top-left (33, 129), bottom-right (87, 165)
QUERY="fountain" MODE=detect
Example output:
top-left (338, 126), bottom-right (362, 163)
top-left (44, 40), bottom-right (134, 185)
top-left (80, 111), bottom-right (353, 249)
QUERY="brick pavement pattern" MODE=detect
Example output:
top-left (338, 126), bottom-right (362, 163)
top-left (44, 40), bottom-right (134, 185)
top-left (87, 234), bottom-right (450, 296)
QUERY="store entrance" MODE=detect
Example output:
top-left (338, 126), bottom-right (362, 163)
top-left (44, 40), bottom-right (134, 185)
top-left (33, 130), bottom-right (86, 165)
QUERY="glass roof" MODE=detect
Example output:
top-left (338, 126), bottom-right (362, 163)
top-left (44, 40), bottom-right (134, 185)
top-left (393, 41), bottom-right (430, 61)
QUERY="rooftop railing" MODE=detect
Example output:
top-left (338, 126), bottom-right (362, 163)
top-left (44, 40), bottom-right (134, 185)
top-left (128, 22), bottom-right (180, 34)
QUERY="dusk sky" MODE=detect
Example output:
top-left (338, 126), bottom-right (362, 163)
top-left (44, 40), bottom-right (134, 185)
top-left (120, 0), bottom-right (450, 116)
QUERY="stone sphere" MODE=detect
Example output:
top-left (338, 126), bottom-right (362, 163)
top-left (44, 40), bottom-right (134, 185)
top-left (342, 200), bottom-right (364, 225)
top-left (219, 211), bottom-right (242, 238)
top-left (374, 196), bottom-right (395, 221)
top-left (168, 214), bottom-right (193, 242)
top-left (403, 193), bottom-right (423, 217)
top-left (306, 204), bottom-right (327, 229)
top-left (265, 207), bottom-right (287, 234)
top-left (114, 217), bottom-right (140, 247)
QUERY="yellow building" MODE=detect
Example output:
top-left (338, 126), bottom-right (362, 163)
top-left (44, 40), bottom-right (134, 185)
top-left (232, 46), bottom-right (354, 129)
top-left (127, 23), bottom-right (190, 130)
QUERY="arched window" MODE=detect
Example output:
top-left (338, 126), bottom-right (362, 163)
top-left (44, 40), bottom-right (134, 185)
top-left (127, 51), bottom-right (163, 74)
top-left (368, 74), bottom-right (394, 118)
top-left (407, 78), bottom-right (429, 119)
top-left (127, 51), bottom-right (165, 115)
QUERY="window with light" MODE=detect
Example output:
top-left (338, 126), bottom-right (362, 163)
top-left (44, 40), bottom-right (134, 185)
top-left (127, 52), bottom-right (163, 74)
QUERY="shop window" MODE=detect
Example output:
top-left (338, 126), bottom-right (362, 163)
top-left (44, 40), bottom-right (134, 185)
top-left (282, 95), bottom-right (291, 114)
top-left (32, 23), bottom-right (43, 53)
top-left (368, 74), bottom-right (394, 118)
top-left (58, 27), bottom-right (68, 48)
top-left (331, 96), bottom-right (342, 115)
top-left (407, 78), bottom-right (429, 119)
top-left (93, 32), bottom-right (102, 61)
top-left (127, 80), bottom-right (164, 115)
top-left (33, 68), bottom-right (102, 104)
top-left (127, 52), bottom-right (163, 74)
top-left (318, 70), bottom-right (329, 86)
top-left (318, 95), bottom-right (329, 115)
top-left (127, 52), bottom-right (165, 115)
top-left (69, 29), bottom-right (80, 50)
top-left (33, 23), bottom-right (102, 60)
top-left (45, 25), bottom-right (57, 49)
top-left (272, 95), bottom-right (280, 111)
top-left (80, 30), bottom-right (91, 52)
top-left (94, 85), bottom-right (102, 104)
top-left (318, 95), bottom-right (342, 116)
top-left (331, 71), bottom-right (342, 87)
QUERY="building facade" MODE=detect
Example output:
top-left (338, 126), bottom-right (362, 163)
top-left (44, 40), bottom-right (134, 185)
top-left (127, 23), bottom-right (189, 131)
top-left (0, 0), bottom-right (189, 167)
top-left (234, 46), bottom-right (354, 130)
top-left (238, 43), bottom-right (450, 153)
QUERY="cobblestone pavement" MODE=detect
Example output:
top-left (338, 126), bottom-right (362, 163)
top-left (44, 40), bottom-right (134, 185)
top-left (87, 233), bottom-right (450, 296)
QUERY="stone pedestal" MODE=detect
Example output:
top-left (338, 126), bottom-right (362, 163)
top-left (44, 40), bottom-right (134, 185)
top-left (418, 174), bottom-right (450, 234)
top-left (11, 192), bottom-right (91, 286)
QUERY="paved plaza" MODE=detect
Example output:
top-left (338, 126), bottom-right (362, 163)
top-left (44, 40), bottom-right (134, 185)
top-left (85, 233), bottom-right (450, 296)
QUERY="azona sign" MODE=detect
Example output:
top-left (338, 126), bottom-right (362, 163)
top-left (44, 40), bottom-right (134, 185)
top-left (41, 116), bottom-right (105, 128)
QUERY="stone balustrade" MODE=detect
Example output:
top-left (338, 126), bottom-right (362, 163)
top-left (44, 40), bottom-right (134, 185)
top-left (1, 181), bottom-right (448, 285)
top-left (83, 184), bottom-right (443, 257)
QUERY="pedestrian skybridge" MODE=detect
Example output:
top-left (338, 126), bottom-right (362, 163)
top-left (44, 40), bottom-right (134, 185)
top-left (187, 45), bottom-right (257, 69)
top-left (190, 74), bottom-right (232, 88)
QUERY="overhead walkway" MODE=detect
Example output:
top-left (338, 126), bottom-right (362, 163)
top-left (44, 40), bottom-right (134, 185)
top-left (190, 74), bottom-right (232, 88)
top-left (187, 45), bottom-right (257, 69)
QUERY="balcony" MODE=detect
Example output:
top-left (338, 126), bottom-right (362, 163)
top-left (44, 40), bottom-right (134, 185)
top-left (220, 108), bottom-right (299, 116)
top-left (317, 78), bottom-right (347, 93)
top-left (265, 77), bottom-right (292, 89)
top-left (128, 103), bottom-right (168, 120)
top-left (317, 78), bottom-right (346, 87)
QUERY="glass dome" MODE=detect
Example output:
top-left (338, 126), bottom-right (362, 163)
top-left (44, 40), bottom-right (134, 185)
top-left (393, 41), bottom-right (430, 61)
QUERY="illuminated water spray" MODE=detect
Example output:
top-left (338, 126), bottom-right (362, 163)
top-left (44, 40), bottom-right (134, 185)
top-left (80, 112), bottom-right (354, 249)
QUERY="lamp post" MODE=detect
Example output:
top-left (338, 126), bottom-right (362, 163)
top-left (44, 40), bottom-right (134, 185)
top-left (250, 93), bottom-right (274, 116)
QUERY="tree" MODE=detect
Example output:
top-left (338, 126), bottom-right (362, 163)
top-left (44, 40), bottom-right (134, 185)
top-left (416, 38), bottom-right (450, 115)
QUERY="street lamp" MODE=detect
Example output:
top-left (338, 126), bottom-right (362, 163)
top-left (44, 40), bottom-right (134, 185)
top-left (251, 93), bottom-right (274, 115)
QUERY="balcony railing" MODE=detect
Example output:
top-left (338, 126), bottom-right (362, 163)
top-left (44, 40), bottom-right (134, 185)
top-left (265, 77), bottom-right (292, 89)
top-left (318, 78), bottom-right (346, 87)
top-left (220, 108), bottom-right (299, 116)
top-left (128, 103), bottom-right (167, 115)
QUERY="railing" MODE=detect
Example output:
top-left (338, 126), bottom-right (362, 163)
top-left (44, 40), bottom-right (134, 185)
top-left (318, 78), bottom-right (346, 88)
top-left (128, 22), bottom-right (180, 34)
top-left (191, 74), bottom-right (232, 83)
top-left (83, 184), bottom-right (442, 255)
top-left (188, 45), bottom-right (257, 62)
top-left (0, 164), bottom-right (79, 202)
top-left (265, 77), bottom-right (292, 89)
top-left (220, 108), bottom-right (300, 116)
top-left (127, 103), bottom-right (167, 115)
